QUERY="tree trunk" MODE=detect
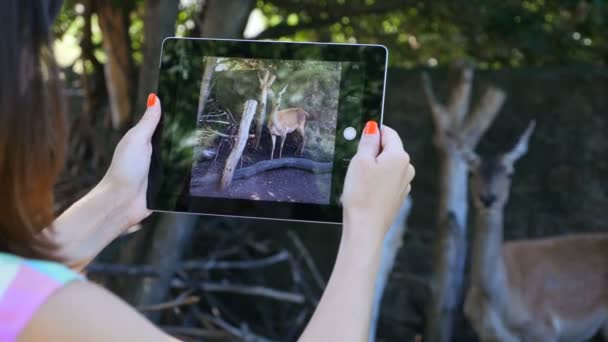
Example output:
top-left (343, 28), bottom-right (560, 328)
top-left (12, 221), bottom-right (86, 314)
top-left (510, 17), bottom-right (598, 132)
top-left (96, 0), bottom-right (134, 130)
top-left (120, 0), bottom-right (255, 314)
top-left (135, 0), bottom-right (179, 112)
top-left (80, 0), bottom-right (106, 114)
top-left (221, 100), bottom-right (258, 190)
top-left (255, 71), bottom-right (276, 148)
top-left (108, 0), bottom-right (179, 301)
top-left (369, 197), bottom-right (413, 342)
top-left (422, 64), bottom-right (505, 342)
top-left (199, 0), bottom-right (256, 38)
top-left (133, 213), bottom-right (199, 323)
top-left (196, 57), bottom-right (218, 124)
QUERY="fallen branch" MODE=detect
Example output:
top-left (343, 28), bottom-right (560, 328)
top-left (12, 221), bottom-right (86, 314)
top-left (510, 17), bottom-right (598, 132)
top-left (191, 158), bottom-right (333, 188)
top-left (172, 279), bottom-right (305, 303)
top-left (203, 119), bottom-right (231, 125)
top-left (197, 311), bottom-right (277, 342)
top-left (161, 326), bottom-right (231, 339)
top-left (287, 230), bottom-right (326, 290)
top-left (85, 263), bottom-right (159, 277)
top-left (182, 250), bottom-right (290, 271)
top-left (137, 295), bottom-right (199, 312)
top-left (203, 128), bottom-right (254, 139)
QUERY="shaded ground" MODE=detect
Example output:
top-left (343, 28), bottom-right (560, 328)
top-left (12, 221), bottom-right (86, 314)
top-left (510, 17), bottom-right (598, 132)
top-left (190, 132), bottom-right (333, 204)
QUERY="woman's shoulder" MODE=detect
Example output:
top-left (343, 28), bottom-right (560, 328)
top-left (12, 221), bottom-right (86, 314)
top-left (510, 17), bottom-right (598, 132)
top-left (0, 252), bottom-right (83, 342)
top-left (1, 253), bottom-right (171, 341)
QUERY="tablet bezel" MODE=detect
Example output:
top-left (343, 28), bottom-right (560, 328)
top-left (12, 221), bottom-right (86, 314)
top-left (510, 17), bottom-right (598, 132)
top-left (147, 37), bottom-right (387, 224)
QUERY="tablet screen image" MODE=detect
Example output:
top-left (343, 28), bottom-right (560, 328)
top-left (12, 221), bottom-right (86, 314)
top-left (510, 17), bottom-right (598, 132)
top-left (189, 57), bottom-right (341, 205)
top-left (148, 38), bottom-right (387, 223)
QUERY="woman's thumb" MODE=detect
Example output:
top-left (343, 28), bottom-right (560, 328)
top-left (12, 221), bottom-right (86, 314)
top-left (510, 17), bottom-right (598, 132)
top-left (134, 93), bottom-right (161, 139)
top-left (356, 120), bottom-right (381, 158)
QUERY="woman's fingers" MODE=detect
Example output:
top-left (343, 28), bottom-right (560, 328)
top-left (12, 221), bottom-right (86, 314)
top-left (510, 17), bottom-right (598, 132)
top-left (133, 93), bottom-right (162, 140)
top-left (379, 125), bottom-right (404, 153)
top-left (377, 125), bottom-right (408, 164)
top-left (356, 120), bottom-right (381, 158)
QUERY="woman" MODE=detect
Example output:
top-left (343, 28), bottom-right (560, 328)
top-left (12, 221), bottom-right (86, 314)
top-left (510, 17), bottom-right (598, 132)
top-left (0, 1), bottom-right (415, 341)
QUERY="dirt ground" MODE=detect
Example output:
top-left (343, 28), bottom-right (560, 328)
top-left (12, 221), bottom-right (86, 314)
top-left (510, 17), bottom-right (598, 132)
top-left (190, 132), bottom-right (333, 205)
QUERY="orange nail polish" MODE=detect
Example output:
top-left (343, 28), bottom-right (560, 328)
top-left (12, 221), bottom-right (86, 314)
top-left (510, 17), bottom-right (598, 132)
top-left (364, 120), bottom-right (379, 135)
top-left (147, 93), bottom-right (157, 107)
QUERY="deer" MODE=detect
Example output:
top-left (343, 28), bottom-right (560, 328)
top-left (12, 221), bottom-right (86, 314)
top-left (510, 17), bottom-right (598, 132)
top-left (463, 120), bottom-right (608, 342)
top-left (267, 84), bottom-right (309, 160)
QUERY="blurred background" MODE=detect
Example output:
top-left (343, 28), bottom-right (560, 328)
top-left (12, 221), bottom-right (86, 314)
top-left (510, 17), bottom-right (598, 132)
top-left (54, 1), bottom-right (608, 341)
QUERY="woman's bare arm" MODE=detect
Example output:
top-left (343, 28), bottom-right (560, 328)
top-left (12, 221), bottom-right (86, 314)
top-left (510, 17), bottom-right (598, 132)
top-left (299, 123), bottom-right (414, 341)
top-left (45, 95), bottom-right (162, 270)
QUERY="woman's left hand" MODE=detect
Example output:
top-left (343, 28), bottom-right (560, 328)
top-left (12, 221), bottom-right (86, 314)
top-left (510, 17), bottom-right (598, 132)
top-left (100, 94), bottom-right (161, 227)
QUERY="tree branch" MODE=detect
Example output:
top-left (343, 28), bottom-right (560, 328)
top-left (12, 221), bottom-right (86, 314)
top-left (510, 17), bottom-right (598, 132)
top-left (421, 72), bottom-right (451, 133)
top-left (447, 63), bottom-right (474, 124)
top-left (461, 85), bottom-right (506, 147)
top-left (287, 230), bottom-right (326, 290)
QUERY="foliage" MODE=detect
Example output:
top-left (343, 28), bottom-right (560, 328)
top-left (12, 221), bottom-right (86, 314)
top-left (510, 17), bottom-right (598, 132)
top-left (257, 0), bottom-right (608, 68)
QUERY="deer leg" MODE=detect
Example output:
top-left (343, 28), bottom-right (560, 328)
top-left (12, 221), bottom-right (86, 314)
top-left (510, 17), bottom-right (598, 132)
top-left (270, 135), bottom-right (276, 160)
top-left (297, 126), bottom-right (306, 156)
top-left (279, 134), bottom-right (286, 159)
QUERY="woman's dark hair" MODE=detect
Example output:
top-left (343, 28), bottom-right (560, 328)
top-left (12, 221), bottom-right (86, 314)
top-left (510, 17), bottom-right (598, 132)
top-left (0, 0), bottom-right (66, 260)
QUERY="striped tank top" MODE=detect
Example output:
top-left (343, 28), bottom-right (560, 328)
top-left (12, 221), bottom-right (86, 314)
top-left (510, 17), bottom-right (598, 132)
top-left (0, 252), bottom-right (82, 341)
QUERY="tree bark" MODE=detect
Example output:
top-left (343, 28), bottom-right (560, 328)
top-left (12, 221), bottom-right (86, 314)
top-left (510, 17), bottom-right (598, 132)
top-left (96, 0), bottom-right (134, 130)
top-left (199, 0), bottom-right (256, 38)
top-left (133, 213), bottom-right (199, 323)
top-left (135, 0), bottom-right (179, 113)
top-left (422, 65), bottom-right (505, 342)
top-left (196, 57), bottom-right (218, 124)
top-left (221, 100), bottom-right (258, 190)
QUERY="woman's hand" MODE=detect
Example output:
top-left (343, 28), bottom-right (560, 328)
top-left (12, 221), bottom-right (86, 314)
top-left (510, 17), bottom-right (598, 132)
top-left (100, 93), bottom-right (161, 227)
top-left (340, 121), bottom-right (415, 241)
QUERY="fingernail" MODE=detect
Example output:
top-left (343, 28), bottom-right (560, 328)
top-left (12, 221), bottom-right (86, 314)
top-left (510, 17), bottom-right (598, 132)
top-left (147, 93), bottom-right (157, 108)
top-left (363, 120), bottom-right (379, 135)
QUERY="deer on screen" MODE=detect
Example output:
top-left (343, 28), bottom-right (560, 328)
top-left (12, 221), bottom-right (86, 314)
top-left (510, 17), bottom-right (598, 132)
top-left (463, 121), bottom-right (608, 341)
top-left (267, 84), bottom-right (309, 160)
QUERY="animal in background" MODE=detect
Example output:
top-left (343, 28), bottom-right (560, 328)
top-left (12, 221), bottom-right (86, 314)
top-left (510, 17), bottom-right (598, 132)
top-left (267, 85), bottom-right (309, 160)
top-left (463, 120), bottom-right (608, 341)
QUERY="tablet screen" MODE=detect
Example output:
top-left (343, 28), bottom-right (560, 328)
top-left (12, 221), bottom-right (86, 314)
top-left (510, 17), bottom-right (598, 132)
top-left (148, 38), bottom-right (386, 223)
top-left (190, 57), bottom-right (343, 205)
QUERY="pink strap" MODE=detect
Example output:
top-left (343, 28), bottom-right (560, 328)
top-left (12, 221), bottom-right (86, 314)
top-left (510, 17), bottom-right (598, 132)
top-left (0, 265), bottom-right (64, 342)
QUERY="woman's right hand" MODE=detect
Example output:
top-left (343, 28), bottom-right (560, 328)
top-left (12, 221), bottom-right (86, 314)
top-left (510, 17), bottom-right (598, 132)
top-left (340, 121), bottom-right (415, 241)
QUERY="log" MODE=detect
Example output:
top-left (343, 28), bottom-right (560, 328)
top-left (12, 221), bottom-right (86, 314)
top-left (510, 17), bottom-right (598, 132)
top-left (220, 100), bottom-right (258, 190)
top-left (192, 158), bottom-right (333, 188)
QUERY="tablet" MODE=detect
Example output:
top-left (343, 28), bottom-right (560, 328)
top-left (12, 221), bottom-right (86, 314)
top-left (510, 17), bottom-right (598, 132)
top-left (147, 38), bottom-right (387, 224)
